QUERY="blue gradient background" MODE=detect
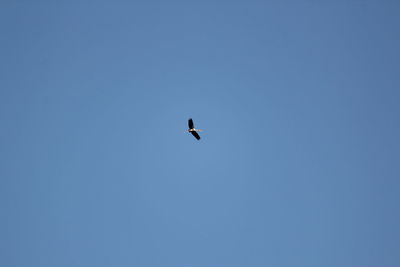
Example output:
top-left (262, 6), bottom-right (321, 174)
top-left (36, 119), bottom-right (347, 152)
top-left (1, 1), bottom-right (400, 266)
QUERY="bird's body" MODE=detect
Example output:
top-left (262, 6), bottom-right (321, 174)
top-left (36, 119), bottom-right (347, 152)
top-left (187, 118), bottom-right (203, 140)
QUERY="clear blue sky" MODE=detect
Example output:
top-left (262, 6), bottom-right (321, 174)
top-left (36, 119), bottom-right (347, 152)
top-left (1, 1), bottom-right (400, 266)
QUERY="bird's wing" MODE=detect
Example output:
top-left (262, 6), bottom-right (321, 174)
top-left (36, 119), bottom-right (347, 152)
top-left (191, 131), bottom-right (201, 140)
top-left (188, 118), bottom-right (194, 129)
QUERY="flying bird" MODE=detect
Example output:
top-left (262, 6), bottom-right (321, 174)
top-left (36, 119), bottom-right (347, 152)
top-left (187, 118), bottom-right (203, 140)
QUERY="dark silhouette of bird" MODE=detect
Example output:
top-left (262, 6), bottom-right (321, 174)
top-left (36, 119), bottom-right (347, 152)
top-left (187, 118), bottom-right (203, 140)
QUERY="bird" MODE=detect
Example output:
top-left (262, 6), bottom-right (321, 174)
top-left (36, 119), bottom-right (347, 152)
top-left (187, 118), bottom-right (203, 140)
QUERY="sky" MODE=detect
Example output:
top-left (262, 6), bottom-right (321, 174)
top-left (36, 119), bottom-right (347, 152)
top-left (1, 1), bottom-right (400, 267)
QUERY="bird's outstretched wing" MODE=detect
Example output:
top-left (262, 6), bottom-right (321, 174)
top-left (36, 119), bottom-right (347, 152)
top-left (188, 118), bottom-right (194, 129)
top-left (191, 131), bottom-right (201, 140)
